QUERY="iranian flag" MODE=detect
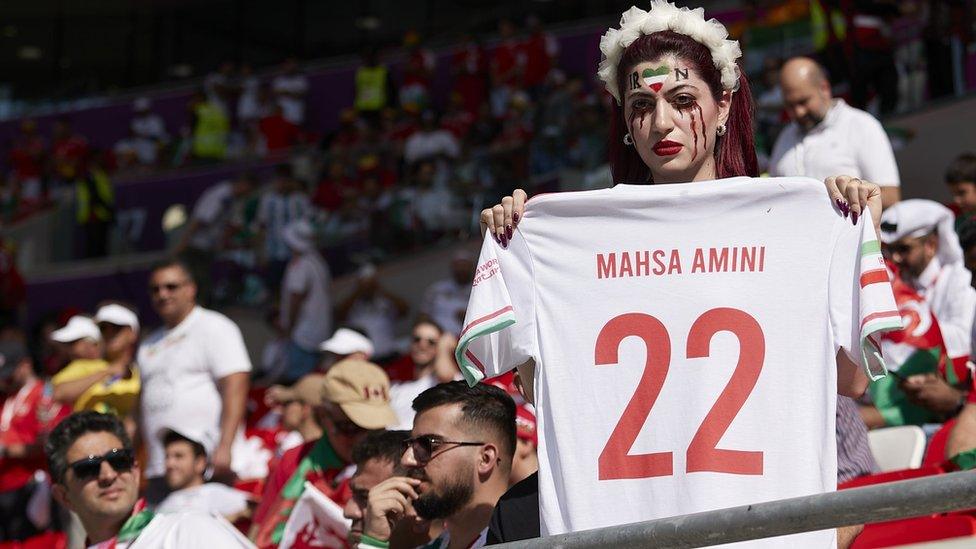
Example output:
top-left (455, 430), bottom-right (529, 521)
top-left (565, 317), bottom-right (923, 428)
top-left (642, 66), bottom-right (669, 92)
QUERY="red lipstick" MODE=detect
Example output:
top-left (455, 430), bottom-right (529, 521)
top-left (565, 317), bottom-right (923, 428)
top-left (652, 140), bottom-right (683, 156)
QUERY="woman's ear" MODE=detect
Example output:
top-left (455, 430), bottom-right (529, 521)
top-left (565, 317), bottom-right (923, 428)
top-left (717, 89), bottom-right (733, 128)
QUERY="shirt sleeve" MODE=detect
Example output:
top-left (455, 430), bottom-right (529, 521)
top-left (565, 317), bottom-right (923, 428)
top-left (205, 315), bottom-right (253, 379)
top-left (283, 259), bottom-right (309, 294)
top-left (855, 116), bottom-right (900, 187)
top-left (934, 266), bottom-right (976, 362)
top-left (455, 230), bottom-right (537, 386)
top-left (51, 360), bottom-right (108, 385)
top-left (829, 209), bottom-right (903, 381)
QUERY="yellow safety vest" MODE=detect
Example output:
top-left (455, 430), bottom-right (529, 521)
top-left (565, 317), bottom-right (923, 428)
top-left (192, 102), bottom-right (229, 159)
top-left (355, 66), bottom-right (388, 111)
top-left (810, 0), bottom-right (847, 50)
top-left (76, 169), bottom-right (114, 223)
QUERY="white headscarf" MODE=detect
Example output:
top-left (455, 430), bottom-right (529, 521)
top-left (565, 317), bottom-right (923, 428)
top-left (879, 199), bottom-right (963, 266)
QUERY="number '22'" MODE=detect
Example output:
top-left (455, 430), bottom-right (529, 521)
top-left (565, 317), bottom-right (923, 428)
top-left (595, 308), bottom-right (764, 480)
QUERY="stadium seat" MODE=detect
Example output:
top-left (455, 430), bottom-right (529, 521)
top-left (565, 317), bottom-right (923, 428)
top-left (838, 464), bottom-right (944, 490)
top-left (868, 425), bottom-right (927, 471)
top-left (922, 419), bottom-right (957, 468)
top-left (0, 531), bottom-right (67, 549)
top-left (852, 515), bottom-right (976, 548)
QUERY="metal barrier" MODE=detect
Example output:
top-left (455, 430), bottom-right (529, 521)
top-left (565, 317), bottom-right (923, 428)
top-left (494, 471), bottom-right (976, 548)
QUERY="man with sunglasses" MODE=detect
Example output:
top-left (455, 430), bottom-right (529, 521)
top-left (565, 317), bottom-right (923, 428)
top-left (137, 259), bottom-right (252, 504)
top-left (388, 319), bottom-right (461, 430)
top-left (361, 381), bottom-right (515, 549)
top-left (251, 359), bottom-right (397, 547)
top-left (46, 411), bottom-right (253, 548)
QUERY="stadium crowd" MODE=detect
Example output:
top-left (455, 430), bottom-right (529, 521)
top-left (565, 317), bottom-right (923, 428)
top-left (3, 2), bottom-right (976, 548)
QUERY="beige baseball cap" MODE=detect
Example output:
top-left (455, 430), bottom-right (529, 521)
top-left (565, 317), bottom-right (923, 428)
top-left (322, 359), bottom-right (397, 430)
top-left (271, 373), bottom-right (327, 406)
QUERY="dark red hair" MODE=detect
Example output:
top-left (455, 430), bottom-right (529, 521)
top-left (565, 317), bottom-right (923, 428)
top-left (608, 31), bottom-right (757, 184)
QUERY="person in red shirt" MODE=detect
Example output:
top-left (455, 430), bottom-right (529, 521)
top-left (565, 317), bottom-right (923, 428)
top-left (400, 31), bottom-right (436, 113)
top-left (259, 105), bottom-right (302, 155)
top-left (50, 116), bottom-right (90, 184)
top-left (8, 119), bottom-right (46, 202)
top-left (451, 34), bottom-right (489, 115)
top-left (518, 15), bottom-right (559, 95)
top-left (0, 339), bottom-right (68, 541)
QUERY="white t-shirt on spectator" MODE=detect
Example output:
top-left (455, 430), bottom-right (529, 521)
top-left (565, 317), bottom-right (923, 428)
top-left (403, 130), bottom-right (460, 165)
top-left (456, 177), bottom-right (900, 544)
top-left (281, 251), bottom-right (333, 351)
top-left (346, 296), bottom-right (399, 357)
top-left (389, 374), bottom-right (438, 430)
top-left (238, 76), bottom-right (262, 123)
top-left (131, 113), bottom-right (168, 143)
top-left (138, 307), bottom-right (253, 478)
top-left (421, 278), bottom-right (471, 336)
top-left (188, 181), bottom-right (234, 251)
top-left (272, 74), bottom-right (309, 125)
top-left (155, 483), bottom-right (250, 518)
top-left (769, 99), bottom-right (900, 187)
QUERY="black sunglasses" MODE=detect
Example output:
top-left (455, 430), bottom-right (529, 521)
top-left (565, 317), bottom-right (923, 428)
top-left (149, 281), bottom-right (188, 295)
top-left (411, 336), bottom-right (438, 345)
top-left (403, 435), bottom-right (484, 464)
top-left (67, 448), bottom-right (135, 480)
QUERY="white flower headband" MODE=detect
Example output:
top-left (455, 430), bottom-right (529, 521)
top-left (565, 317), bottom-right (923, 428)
top-left (598, 1), bottom-right (742, 105)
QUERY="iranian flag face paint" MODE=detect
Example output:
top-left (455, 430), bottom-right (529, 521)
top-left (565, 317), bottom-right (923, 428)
top-left (642, 66), bottom-right (670, 92)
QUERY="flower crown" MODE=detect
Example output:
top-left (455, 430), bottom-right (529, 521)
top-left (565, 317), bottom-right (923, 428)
top-left (598, 1), bottom-right (742, 105)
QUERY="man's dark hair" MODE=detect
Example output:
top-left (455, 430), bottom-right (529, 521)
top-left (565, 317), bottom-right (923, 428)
top-left (162, 431), bottom-right (207, 459)
top-left (946, 153), bottom-right (976, 185)
top-left (149, 258), bottom-right (195, 284)
top-left (959, 219), bottom-right (976, 253)
top-left (351, 430), bottom-right (410, 468)
top-left (412, 381), bottom-right (516, 460)
top-left (45, 411), bottom-right (131, 484)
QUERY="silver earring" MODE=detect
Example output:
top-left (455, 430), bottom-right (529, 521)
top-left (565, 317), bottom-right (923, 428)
top-left (623, 133), bottom-right (634, 146)
top-left (716, 124), bottom-right (727, 136)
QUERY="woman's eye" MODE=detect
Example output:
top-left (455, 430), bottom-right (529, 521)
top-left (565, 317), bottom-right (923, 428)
top-left (674, 95), bottom-right (695, 107)
top-left (632, 99), bottom-right (652, 110)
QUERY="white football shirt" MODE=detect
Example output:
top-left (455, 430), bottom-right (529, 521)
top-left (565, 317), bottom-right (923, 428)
top-left (456, 177), bottom-right (900, 546)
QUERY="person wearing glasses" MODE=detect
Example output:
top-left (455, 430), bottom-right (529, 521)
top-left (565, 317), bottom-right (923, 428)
top-left (136, 259), bottom-right (252, 505)
top-left (387, 319), bottom-right (461, 430)
top-left (250, 359), bottom-right (397, 548)
top-left (360, 381), bottom-right (515, 549)
top-left (46, 411), bottom-right (253, 548)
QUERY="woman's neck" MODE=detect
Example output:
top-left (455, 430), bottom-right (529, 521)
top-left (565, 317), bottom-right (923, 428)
top-left (652, 156), bottom-right (718, 184)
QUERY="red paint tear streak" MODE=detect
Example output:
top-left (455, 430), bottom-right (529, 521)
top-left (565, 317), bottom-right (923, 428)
top-left (689, 109), bottom-right (698, 161)
top-left (694, 103), bottom-right (707, 153)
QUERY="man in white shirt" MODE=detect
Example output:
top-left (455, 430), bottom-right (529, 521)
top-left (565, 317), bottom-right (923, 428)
top-left (337, 265), bottom-right (408, 360)
top-left (272, 58), bottom-right (309, 126)
top-left (46, 411), bottom-right (252, 548)
top-left (420, 250), bottom-right (475, 336)
top-left (769, 57), bottom-right (901, 208)
top-left (137, 260), bottom-right (251, 505)
top-left (362, 382), bottom-right (515, 549)
top-left (280, 219), bottom-right (332, 383)
top-left (155, 428), bottom-right (250, 520)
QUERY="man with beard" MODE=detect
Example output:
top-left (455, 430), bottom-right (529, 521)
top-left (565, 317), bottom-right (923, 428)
top-left (769, 56), bottom-right (901, 208)
top-left (360, 381), bottom-right (515, 549)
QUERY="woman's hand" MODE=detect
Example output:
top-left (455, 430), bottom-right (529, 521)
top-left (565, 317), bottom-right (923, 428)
top-left (479, 189), bottom-right (528, 247)
top-left (824, 176), bottom-right (883, 235)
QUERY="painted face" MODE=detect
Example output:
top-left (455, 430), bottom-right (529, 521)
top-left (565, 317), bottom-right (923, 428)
top-left (949, 182), bottom-right (976, 214)
top-left (401, 404), bottom-right (478, 520)
top-left (343, 457), bottom-right (396, 545)
top-left (58, 432), bottom-right (139, 524)
top-left (623, 57), bottom-right (729, 183)
top-left (163, 440), bottom-right (205, 491)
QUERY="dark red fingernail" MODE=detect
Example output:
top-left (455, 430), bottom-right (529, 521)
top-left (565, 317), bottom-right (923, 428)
top-left (851, 211), bottom-right (859, 225)
top-left (506, 225), bottom-right (513, 239)
top-left (513, 212), bottom-right (520, 224)
top-left (500, 233), bottom-right (508, 247)
top-left (835, 198), bottom-right (844, 211)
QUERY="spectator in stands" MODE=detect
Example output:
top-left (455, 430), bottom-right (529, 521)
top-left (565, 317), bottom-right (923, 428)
top-left (113, 128), bottom-right (158, 170)
top-left (319, 326), bottom-right (374, 367)
top-left (0, 340), bottom-right (67, 542)
top-left (264, 373), bottom-right (326, 455)
top-left (343, 430), bottom-right (419, 546)
top-left (74, 156), bottom-right (115, 258)
top-left (50, 315), bottom-right (105, 386)
top-left (138, 259), bottom-right (252, 504)
top-left (452, 34), bottom-right (489, 116)
top-left (173, 172), bottom-right (258, 305)
top-left (354, 48), bottom-right (396, 126)
top-left (946, 153), bottom-right (976, 230)
top-left (769, 57), bottom-right (901, 208)
top-left (272, 57), bottom-right (309, 127)
top-left (52, 305), bottom-right (139, 427)
top-left (519, 15), bottom-right (559, 98)
top-left (237, 63), bottom-right (262, 127)
top-left (400, 31), bottom-right (436, 113)
top-left (47, 411), bottom-right (251, 547)
top-left (420, 250), bottom-right (474, 335)
top-left (256, 164), bottom-right (312, 293)
top-left (958, 218), bottom-right (976, 287)
top-left (336, 264), bottom-right (408, 361)
top-left (7, 119), bottom-right (45, 203)
top-left (403, 111), bottom-right (460, 167)
top-left (311, 160), bottom-right (349, 213)
top-left (363, 381), bottom-right (515, 548)
top-left (279, 219), bottom-right (333, 383)
top-left (259, 104), bottom-right (302, 155)
top-left (155, 428), bottom-right (251, 520)
top-left (490, 19), bottom-right (524, 118)
top-left (189, 89), bottom-right (230, 161)
top-left (250, 359), bottom-right (396, 547)
top-left (204, 61), bottom-right (237, 116)
top-left (50, 116), bottom-right (89, 185)
top-left (130, 97), bottom-right (169, 163)
top-left (388, 318), bottom-right (461, 430)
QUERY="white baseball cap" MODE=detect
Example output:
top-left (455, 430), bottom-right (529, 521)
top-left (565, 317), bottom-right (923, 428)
top-left (320, 328), bottom-right (374, 358)
top-left (50, 316), bottom-right (102, 343)
top-left (94, 304), bottom-right (140, 332)
top-left (157, 424), bottom-right (218, 458)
